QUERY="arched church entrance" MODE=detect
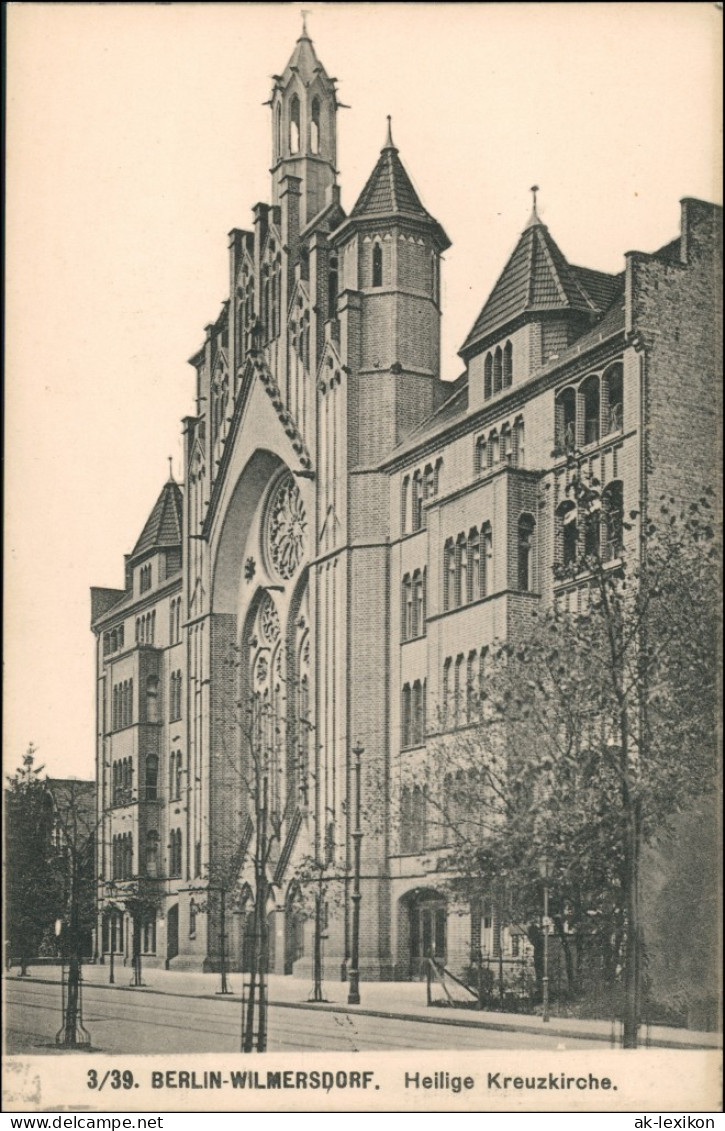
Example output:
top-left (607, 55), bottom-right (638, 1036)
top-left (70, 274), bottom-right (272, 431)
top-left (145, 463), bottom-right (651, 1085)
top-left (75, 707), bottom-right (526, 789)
top-left (399, 888), bottom-right (447, 978)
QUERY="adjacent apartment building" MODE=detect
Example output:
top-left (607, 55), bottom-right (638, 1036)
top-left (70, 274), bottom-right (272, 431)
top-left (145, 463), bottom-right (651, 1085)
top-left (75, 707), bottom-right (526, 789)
top-left (91, 26), bottom-right (721, 979)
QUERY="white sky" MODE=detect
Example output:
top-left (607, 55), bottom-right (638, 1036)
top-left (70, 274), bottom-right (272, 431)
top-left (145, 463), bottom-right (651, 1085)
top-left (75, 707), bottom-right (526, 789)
top-left (5, 3), bottom-right (722, 779)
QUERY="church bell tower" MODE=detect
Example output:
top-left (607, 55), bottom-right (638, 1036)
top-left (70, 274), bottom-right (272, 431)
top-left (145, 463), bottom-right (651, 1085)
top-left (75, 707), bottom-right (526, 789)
top-left (270, 18), bottom-right (339, 226)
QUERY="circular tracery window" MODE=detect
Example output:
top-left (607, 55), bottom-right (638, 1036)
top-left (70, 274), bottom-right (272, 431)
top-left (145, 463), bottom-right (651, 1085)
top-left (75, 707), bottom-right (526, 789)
top-left (266, 473), bottom-right (307, 580)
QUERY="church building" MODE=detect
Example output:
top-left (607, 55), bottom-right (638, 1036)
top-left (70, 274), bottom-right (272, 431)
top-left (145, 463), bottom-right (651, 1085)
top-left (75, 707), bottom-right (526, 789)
top-left (91, 25), bottom-right (721, 981)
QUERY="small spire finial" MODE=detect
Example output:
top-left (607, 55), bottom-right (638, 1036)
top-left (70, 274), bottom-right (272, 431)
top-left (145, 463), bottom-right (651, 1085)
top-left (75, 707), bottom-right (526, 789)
top-left (300, 9), bottom-right (311, 38)
top-left (525, 184), bottom-right (542, 228)
top-left (168, 456), bottom-right (175, 482)
top-left (384, 115), bottom-right (395, 149)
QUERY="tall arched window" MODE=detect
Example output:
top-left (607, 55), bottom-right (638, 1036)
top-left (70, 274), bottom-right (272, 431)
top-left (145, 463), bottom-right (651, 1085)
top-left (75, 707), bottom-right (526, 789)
top-left (310, 97), bottom-right (320, 154)
top-left (582, 374), bottom-right (600, 445)
top-left (411, 786), bottom-right (426, 852)
top-left (454, 654), bottom-right (464, 726)
top-left (401, 574), bottom-right (412, 640)
top-left (442, 657), bottom-right (452, 727)
top-left (443, 538), bottom-right (456, 611)
top-left (602, 480), bottom-right (624, 561)
top-left (413, 570), bottom-right (425, 636)
top-left (489, 429), bottom-right (499, 466)
top-left (145, 830), bottom-right (159, 876)
top-left (402, 683), bottom-right (412, 748)
top-left (372, 242), bottom-right (383, 288)
top-left (289, 95), bottom-right (300, 153)
top-left (513, 416), bottom-right (525, 466)
top-left (604, 364), bottom-right (623, 434)
top-left (400, 787), bottom-right (412, 853)
top-left (557, 501), bottom-right (578, 566)
top-left (469, 528), bottom-right (481, 602)
top-left (412, 471), bottom-right (424, 531)
top-left (556, 388), bottom-right (577, 452)
top-left (401, 476), bottom-right (410, 533)
top-left (481, 523), bottom-right (493, 596)
top-left (327, 255), bottom-right (338, 320)
top-left (518, 514), bottom-right (535, 591)
top-left (146, 676), bottom-right (159, 723)
top-left (431, 252), bottom-right (439, 304)
top-left (175, 751), bottom-right (183, 802)
top-left (476, 436), bottom-right (487, 473)
top-left (484, 353), bottom-right (493, 400)
top-left (584, 504), bottom-right (600, 558)
top-left (466, 651), bottom-right (477, 721)
top-left (503, 340), bottom-right (513, 387)
top-left (145, 754), bottom-right (158, 802)
top-left (412, 680), bottom-right (425, 746)
top-left (275, 103), bottom-right (282, 159)
top-left (457, 534), bottom-right (467, 608)
top-left (493, 347), bottom-right (503, 394)
top-left (169, 752), bottom-right (176, 801)
top-left (501, 422), bottom-right (512, 463)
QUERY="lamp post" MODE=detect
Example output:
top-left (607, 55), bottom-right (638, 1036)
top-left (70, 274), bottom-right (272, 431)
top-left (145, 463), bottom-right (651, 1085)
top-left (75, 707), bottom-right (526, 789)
top-left (539, 854), bottom-right (551, 1023)
top-left (347, 743), bottom-right (364, 1006)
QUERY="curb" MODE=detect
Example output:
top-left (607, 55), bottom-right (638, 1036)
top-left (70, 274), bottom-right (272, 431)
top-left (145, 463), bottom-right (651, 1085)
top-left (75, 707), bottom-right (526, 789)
top-left (6, 975), bottom-right (719, 1051)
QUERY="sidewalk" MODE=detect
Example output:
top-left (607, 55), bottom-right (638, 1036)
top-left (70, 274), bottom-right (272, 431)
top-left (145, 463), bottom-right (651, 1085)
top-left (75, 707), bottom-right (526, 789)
top-left (7, 965), bottom-right (721, 1050)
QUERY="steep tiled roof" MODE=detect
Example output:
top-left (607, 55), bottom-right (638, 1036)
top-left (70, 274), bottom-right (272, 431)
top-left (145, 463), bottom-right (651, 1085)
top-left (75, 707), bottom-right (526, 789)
top-left (352, 142), bottom-right (431, 220)
top-left (571, 266), bottom-right (622, 312)
top-left (131, 479), bottom-right (183, 560)
top-left (460, 219), bottom-right (602, 357)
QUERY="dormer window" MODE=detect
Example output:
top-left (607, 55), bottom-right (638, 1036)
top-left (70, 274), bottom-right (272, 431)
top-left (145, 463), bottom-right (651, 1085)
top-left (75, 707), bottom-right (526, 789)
top-left (289, 95), bottom-right (300, 154)
top-left (310, 97), bottom-right (320, 154)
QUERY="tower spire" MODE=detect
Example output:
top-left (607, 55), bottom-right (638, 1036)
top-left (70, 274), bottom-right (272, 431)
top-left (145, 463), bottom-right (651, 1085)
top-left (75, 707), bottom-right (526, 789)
top-left (384, 115), bottom-right (396, 151)
top-left (526, 184), bottom-right (542, 228)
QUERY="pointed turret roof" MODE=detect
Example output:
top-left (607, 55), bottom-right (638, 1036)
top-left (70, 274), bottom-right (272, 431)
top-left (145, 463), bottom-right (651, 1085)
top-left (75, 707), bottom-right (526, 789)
top-left (460, 210), bottom-right (605, 358)
top-left (336, 120), bottom-right (450, 248)
top-left (130, 477), bottom-right (183, 560)
top-left (351, 119), bottom-right (430, 220)
top-left (278, 22), bottom-right (332, 87)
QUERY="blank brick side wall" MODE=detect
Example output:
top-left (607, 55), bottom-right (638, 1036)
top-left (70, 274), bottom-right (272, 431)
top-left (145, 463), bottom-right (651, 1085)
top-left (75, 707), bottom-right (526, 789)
top-left (633, 201), bottom-right (723, 511)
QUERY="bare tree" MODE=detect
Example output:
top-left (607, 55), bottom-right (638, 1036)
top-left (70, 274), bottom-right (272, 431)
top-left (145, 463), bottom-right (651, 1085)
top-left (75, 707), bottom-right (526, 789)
top-left (416, 467), bottom-right (719, 1045)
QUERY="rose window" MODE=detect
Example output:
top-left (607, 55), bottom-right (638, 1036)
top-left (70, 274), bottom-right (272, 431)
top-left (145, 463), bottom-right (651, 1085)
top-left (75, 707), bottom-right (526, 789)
top-left (266, 474), bottom-right (307, 580)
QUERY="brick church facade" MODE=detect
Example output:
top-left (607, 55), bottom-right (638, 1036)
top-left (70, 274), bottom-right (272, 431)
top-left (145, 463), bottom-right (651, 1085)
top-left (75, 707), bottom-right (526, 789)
top-left (91, 27), bottom-right (721, 979)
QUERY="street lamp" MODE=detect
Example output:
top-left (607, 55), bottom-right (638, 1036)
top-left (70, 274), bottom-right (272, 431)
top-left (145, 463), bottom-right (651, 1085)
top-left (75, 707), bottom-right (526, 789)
top-left (347, 743), bottom-right (364, 1006)
top-left (539, 854), bottom-right (552, 1023)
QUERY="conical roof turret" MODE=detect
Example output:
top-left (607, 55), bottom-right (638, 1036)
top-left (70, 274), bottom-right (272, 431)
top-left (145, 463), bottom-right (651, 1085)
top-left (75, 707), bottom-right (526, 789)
top-left (336, 120), bottom-right (449, 248)
top-left (130, 478), bottom-right (183, 560)
top-left (460, 196), bottom-right (604, 359)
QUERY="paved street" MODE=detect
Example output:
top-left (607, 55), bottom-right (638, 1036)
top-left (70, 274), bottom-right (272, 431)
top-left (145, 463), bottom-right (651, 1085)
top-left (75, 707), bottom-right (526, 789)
top-left (5, 978), bottom-right (603, 1055)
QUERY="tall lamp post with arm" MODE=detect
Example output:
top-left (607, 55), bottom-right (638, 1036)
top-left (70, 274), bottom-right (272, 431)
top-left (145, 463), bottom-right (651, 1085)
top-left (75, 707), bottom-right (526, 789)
top-left (539, 854), bottom-right (552, 1023)
top-left (347, 743), bottom-right (364, 1006)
